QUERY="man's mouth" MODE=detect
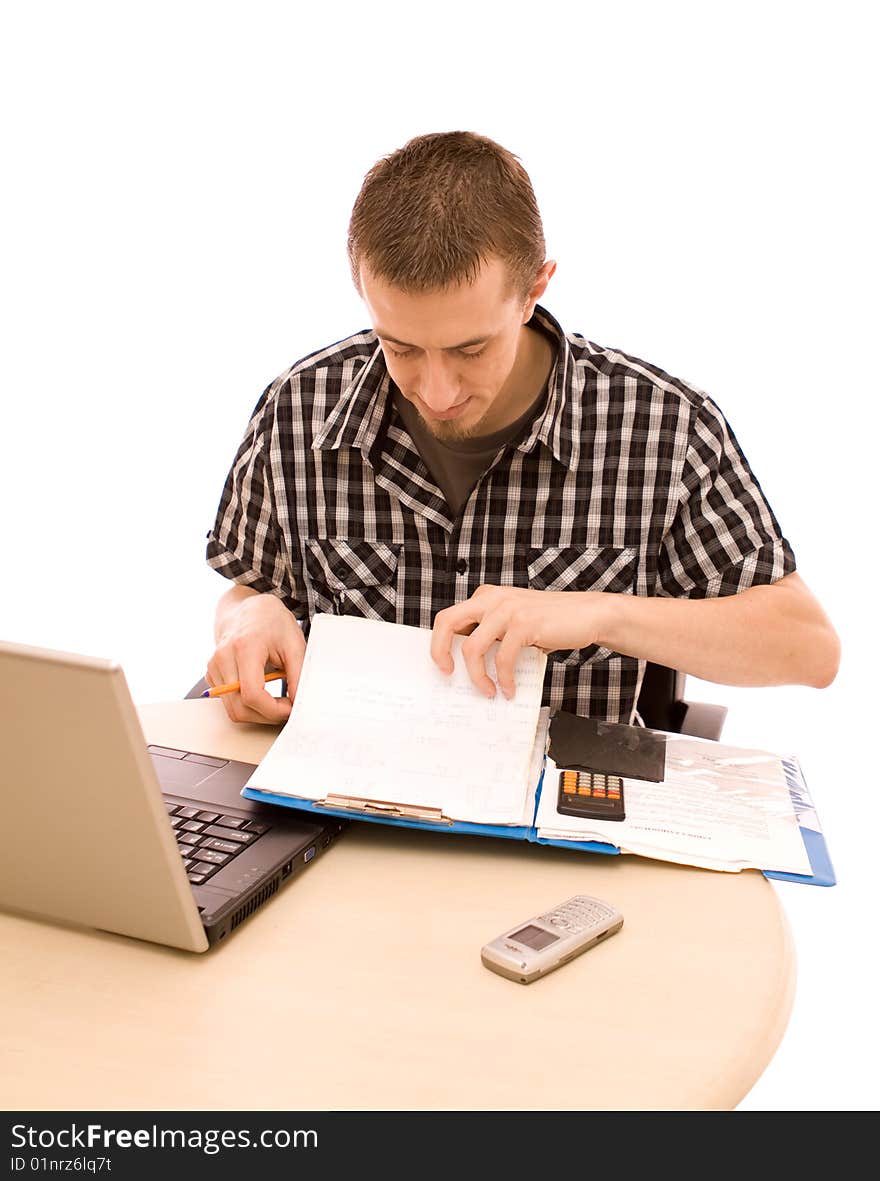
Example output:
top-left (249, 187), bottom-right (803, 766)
top-left (425, 397), bottom-right (472, 421)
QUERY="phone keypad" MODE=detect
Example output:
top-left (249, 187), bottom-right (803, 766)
top-left (537, 895), bottom-right (619, 935)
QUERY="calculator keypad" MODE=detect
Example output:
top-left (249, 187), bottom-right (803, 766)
top-left (557, 769), bottom-right (625, 821)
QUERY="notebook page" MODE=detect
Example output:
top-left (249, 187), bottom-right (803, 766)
top-left (245, 614), bottom-right (548, 825)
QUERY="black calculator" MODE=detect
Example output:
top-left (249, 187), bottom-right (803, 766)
top-left (557, 769), bottom-right (626, 822)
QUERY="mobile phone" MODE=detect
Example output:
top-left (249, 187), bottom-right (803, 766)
top-left (481, 894), bottom-right (624, 984)
top-left (557, 768), bottom-right (626, 821)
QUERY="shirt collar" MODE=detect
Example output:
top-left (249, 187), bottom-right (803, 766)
top-left (313, 302), bottom-right (583, 468)
top-left (514, 303), bottom-right (582, 468)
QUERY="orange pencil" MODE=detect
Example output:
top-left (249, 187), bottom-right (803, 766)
top-left (201, 671), bottom-right (286, 698)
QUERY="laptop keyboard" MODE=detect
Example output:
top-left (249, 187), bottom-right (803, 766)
top-left (164, 800), bottom-right (272, 885)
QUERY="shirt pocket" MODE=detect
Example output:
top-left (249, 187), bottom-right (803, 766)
top-left (527, 545), bottom-right (638, 667)
top-left (304, 538), bottom-right (401, 621)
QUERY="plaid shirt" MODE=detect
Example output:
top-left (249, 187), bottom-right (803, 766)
top-left (206, 303), bottom-right (795, 722)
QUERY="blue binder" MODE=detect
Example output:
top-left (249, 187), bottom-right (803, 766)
top-left (242, 750), bottom-right (835, 888)
top-left (759, 757), bottom-right (836, 886)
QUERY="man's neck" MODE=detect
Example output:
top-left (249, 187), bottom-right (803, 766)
top-left (497, 322), bottom-right (556, 430)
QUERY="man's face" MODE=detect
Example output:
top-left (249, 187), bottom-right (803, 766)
top-left (359, 255), bottom-right (552, 442)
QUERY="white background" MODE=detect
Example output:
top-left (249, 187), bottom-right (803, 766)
top-left (1, 1), bottom-right (876, 1110)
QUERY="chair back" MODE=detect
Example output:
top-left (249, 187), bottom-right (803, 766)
top-left (636, 662), bottom-right (688, 732)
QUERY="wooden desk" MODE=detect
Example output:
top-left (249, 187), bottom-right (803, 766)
top-left (0, 700), bottom-right (795, 1111)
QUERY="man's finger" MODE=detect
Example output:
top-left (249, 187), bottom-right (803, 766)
top-left (494, 626), bottom-right (532, 700)
top-left (234, 647), bottom-right (284, 721)
top-left (206, 653), bottom-right (238, 693)
top-left (282, 641), bottom-right (306, 702)
top-left (460, 617), bottom-right (504, 698)
top-left (430, 604), bottom-right (473, 673)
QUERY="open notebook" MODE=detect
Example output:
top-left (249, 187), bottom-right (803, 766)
top-left (242, 614), bottom-right (834, 885)
top-left (245, 613), bottom-right (548, 827)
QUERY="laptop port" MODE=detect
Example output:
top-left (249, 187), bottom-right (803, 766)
top-left (281, 859), bottom-right (294, 879)
top-left (304, 846), bottom-right (316, 863)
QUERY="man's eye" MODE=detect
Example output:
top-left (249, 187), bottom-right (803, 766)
top-left (386, 345), bottom-right (486, 360)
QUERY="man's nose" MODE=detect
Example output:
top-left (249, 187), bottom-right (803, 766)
top-left (418, 357), bottom-right (461, 412)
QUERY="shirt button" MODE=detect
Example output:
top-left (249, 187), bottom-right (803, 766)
top-left (454, 559), bottom-right (468, 575)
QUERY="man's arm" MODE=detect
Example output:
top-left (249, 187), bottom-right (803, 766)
top-left (594, 571), bottom-right (839, 687)
top-left (430, 572), bottom-right (840, 700)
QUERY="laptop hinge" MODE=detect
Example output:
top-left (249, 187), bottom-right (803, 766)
top-left (319, 794), bottom-right (454, 825)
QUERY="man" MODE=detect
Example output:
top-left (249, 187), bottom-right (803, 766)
top-left (205, 130), bottom-right (839, 725)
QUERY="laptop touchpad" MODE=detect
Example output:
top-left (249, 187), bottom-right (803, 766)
top-left (150, 752), bottom-right (226, 790)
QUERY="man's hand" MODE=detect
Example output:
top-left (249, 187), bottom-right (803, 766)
top-left (208, 586), bottom-right (306, 725)
top-left (431, 585), bottom-right (607, 699)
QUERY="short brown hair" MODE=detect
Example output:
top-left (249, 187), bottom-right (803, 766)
top-left (347, 130), bottom-right (546, 304)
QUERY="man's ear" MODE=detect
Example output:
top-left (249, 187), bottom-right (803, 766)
top-left (522, 260), bottom-right (557, 320)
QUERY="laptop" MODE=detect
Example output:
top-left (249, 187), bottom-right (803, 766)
top-left (0, 639), bottom-right (345, 952)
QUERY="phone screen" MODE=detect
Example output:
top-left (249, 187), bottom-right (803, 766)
top-left (509, 924), bottom-right (559, 950)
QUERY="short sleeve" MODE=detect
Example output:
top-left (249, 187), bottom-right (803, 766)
top-left (205, 386), bottom-right (302, 616)
top-left (657, 396), bottom-right (796, 599)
